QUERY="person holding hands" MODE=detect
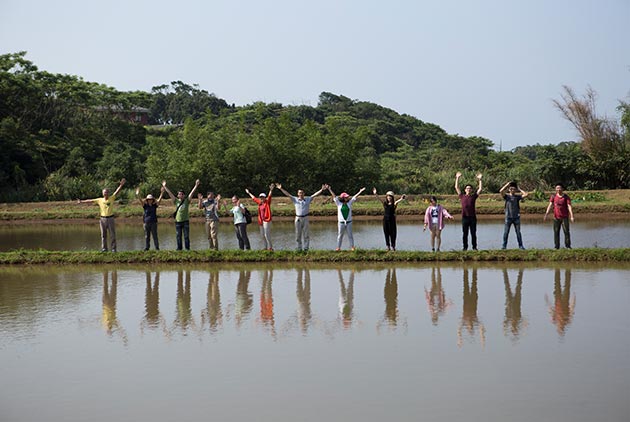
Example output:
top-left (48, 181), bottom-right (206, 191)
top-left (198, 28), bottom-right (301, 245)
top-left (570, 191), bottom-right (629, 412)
top-left (162, 179), bottom-right (200, 250)
top-left (246, 184), bottom-right (275, 251)
top-left (135, 185), bottom-right (165, 251)
top-left (328, 185), bottom-right (366, 251)
top-left (277, 183), bottom-right (327, 252)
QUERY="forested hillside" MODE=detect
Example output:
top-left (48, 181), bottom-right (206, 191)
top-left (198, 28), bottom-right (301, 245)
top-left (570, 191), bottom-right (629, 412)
top-left (1, 52), bottom-right (628, 201)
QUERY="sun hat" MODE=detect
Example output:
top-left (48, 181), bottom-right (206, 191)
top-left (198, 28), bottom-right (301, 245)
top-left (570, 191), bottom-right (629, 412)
top-left (146, 194), bottom-right (154, 200)
top-left (386, 191), bottom-right (395, 196)
top-left (259, 193), bottom-right (267, 198)
top-left (339, 192), bottom-right (350, 199)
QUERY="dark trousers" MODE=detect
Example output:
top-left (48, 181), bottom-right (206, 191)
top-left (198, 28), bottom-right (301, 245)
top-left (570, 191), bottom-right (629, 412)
top-left (553, 218), bottom-right (571, 249)
top-left (383, 218), bottom-right (397, 248)
top-left (462, 216), bottom-right (477, 250)
top-left (235, 223), bottom-right (251, 250)
top-left (144, 221), bottom-right (159, 250)
top-left (175, 220), bottom-right (190, 250)
top-left (502, 217), bottom-right (523, 248)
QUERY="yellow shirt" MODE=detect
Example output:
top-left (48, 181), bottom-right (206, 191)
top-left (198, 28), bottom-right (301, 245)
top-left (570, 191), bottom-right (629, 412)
top-left (96, 195), bottom-right (116, 217)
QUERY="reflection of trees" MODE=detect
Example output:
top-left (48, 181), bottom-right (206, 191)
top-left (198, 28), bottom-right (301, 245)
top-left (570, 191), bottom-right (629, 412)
top-left (234, 270), bottom-right (253, 329)
top-left (338, 269), bottom-right (355, 329)
top-left (458, 268), bottom-right (485, 347)
top-left (201, 271), bottom-right (222, 333)
top-left (503, 268), bottom-right (526, 341)
top-left (101, 270), bottom-right (127, 345)
top-left (296, 268), bottom-right (312, 335)
top-left (545, 269), bottom-right (576, 337)
top-left (425, 266), bottom-right (452, 325)
top-left (173, 270), bottom-right (196, 334)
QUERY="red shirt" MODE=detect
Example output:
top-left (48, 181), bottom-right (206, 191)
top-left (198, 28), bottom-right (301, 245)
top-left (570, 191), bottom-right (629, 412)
top-left (253, 195), bottom-right (272, 224)
top-left (550, 194), bottom-right (571, 219)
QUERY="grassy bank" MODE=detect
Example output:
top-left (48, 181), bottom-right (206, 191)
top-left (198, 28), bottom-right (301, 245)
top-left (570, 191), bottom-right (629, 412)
top-left (1, 248), bottom-right (629, 265)
top-left (0, 189), bottom-right (629, 221)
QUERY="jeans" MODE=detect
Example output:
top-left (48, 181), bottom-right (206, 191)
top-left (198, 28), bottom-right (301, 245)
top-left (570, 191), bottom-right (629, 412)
top-left (144, 221), bottom-right (159, 250)
top-left (175, 220), bottom-right (190, 250)
top-left (502, 217), bottom-right (523, 249)
top-left (235, 223), bottom-right (251, 250)
top-left (553, 218), bottom-right (571, 249)
top-left (461, 216), bottom-right (477, 250)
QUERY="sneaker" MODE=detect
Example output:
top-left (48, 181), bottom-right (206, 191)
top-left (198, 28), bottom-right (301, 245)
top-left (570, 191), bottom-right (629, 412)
top-left (519, 246), bottom-right (526, 250)
top-left (473, 247), bottom-right (478, 251)
top-left (101, 248), bottom-right (107, 253)
top-left (501, 246), bottom-right (506, 250)
top-left (436, 248), bottom-right (440, 252)
top-left (432, 248), bottom-right (435, 252)
top-left (351, 247), bottom-right (356, 251)
top-left (335, 248), bottom-right (341, 251)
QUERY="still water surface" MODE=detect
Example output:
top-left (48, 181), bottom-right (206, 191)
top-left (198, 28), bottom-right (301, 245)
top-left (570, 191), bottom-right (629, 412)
top-left (1, 263), bottom-right (629, 422)
top-left (1, 217), bottom-right (629, 251)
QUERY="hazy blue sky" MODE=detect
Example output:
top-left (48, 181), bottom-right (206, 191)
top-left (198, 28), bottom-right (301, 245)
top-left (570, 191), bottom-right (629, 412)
top-left (1, 0), bottom-right (628, 150)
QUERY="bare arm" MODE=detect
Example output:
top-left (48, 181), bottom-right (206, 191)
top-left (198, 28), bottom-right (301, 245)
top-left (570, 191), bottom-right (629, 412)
top-left (156, 187), bottom-right (165, 204)
top-left (567, 203), bottom-right (574, 222)
top-left (77, 198), bottom-right (96, 204)
top-left (310, 184), bottom-right (327, 198)
top-left (245, 188), bottom-right (256, 200)
top-left (352, 187), bottom-right (366, 201)
top-left (135, 187), bottom-right (144, 206)
top-left (276, 183), bottom-right (292, 198)
top-left (455, 172), bottom-right (462, 195)
top-left (198, 193), bottom-right (204, 209)
top-left (499, 181), bottom-right (510, 195)
top-left (544, 200), bottom-right (553, 221)
top-left (112, 178), bottom-right (126, 197)
top-left (476, 173), bottom-right (483, 195)
top-left (394, 194), bottom-right (406, 206)
top-left (267, 183), bottom-right (274, 198)
top-left (520, 188), bottom-right (529, 199)
top-left (372, 187), bottom-right (382, 202)
top-left (327, 186), bottom-right (336, 198)
top-left (162, 180), bottom-right (175, 199)
top-left (187, 179), bottom-right (200, 200)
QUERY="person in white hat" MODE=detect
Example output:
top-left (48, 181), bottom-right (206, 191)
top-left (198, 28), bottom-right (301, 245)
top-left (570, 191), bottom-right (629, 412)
top-left (135, 186), bottom-right (165, 250)
top-left (245, 183), bottom-right (275, 250)
top-left (373, 188), bottom-right (406, 251)
top-left (327, 185), bottom-right (366, 251)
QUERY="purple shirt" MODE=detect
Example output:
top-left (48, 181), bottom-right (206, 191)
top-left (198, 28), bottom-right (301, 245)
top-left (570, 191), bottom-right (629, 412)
top-left (459, 193), bottom-right (478, 217)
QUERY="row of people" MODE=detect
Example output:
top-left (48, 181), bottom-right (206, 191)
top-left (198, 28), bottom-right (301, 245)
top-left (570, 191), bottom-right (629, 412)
top-left (77, 174), bottom-right (575, 252)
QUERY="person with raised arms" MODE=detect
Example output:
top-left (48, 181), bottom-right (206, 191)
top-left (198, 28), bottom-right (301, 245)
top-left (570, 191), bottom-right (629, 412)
top-left (276, 183), bottom-right (327, 252)
top-left (135, 185), bottom-right (165, 251)
top-left (327, 185), bottom-right (366, 251)
top-left (455, 172), bottom-right (482, 251)
top-left (77, 178), bottom-right (126, 252)
top-left (162, 179), bottom-right (200, 251)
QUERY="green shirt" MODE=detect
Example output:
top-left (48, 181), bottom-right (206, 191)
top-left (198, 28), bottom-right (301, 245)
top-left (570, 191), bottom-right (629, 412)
top-left (175, 198), bottom-right (190, 222)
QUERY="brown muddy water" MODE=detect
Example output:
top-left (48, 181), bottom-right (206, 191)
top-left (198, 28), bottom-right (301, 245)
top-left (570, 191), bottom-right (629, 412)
top-left (0, 218), bottom-right (629, 251)
top-left (1, 263), bottom-right (629, 422)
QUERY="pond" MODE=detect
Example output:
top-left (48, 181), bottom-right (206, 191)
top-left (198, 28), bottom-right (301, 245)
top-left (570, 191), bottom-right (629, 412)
top-left (1, 263), bottom-right (629, 422)
top-left (1, 217), bottom-right (629, 251)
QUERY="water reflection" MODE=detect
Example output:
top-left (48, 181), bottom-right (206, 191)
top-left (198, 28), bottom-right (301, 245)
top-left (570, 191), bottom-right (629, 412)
top-left (546, 269), bottom-right (576, 336)
top-left (101, 270), bottom-right (127, 345)
top-left (259, 269), bottom-right (276, 338)
top-left (338, 269), bottom-right (355, 329)
top-left (425, 266), bottom-right (453, 325)
top-left (234, 270), bottom-right (253, 328)
top-left (295, 268), bottom-right (312, 335)
top-left (141, 271), bottom-right (169, 337)
top-left (503, 268), bottom-right (526, 341)
top-left (458, 268), bottom-right (486, 347)
top-left (173, 270), bottom-right (196, 335)
top-left (201, 270), bottom-right (222, 333)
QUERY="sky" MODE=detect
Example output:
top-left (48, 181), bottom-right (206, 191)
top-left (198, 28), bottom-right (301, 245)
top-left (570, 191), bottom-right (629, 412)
top-left (1, 0), bottom-right (628, 150)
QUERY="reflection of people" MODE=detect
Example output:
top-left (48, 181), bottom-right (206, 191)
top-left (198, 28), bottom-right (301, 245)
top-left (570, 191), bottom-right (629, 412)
top-left (235, 270), bottom-right (253, 328)
top-left (424, 266), bottom-right (452, 325)
top-left (373, 188), bottom-right (406, 251)
top-left (503, 268), bottom-right (525, 340)
top-left (458, 267), bottom-right (485, 347)
top-left (201, 270), bottom-right (222, 332)
top-left (338, 269), bottom-right (355, 328)
top-left (162, 179), bottom-right (200, 251)
top-left (246, 184), bottom-right (275, 251)
top-left (101, 270), bottom-right (127, 344)
top-left (135, 186), bottom-right (165, 251)
top-left (545, 268), bottom-right (576, 336)
top-left (277, 183), bottom-right (327, 251)
top-left (78, 178), bottom-right (126, 252)
top-left (544, 183), bottom-right (575, 249)
top-left (174, 270), bottom-right (194, 333)
top-left (259, 269), bottom-right (275, 337)
top-left (198, 191), bottom-right (221, 250)
top-left (455, 172), bottom-right (482, 251)
top-left (296, 268), bottom-right (312, 334)
top-left (423, 196), bottom-right (454, 252)
top-left (328, 186), bottom-right (367, 251)
top-left (499, 181), bottom-right (528, 250)
top-left (383, 268), bottom-right (399, 325)
top-left (144, 271), bottom-right (160, 328)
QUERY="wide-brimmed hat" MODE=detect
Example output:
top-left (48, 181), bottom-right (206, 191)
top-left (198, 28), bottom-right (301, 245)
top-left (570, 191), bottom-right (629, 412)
top-left (386, 191), bottom-right (395, 197)
top-left (339, 192), bottom-right (350, 199)
top-left (146, 194), bottom-right (154, 200)
top-left (259, 193), bottom-right (267, 198)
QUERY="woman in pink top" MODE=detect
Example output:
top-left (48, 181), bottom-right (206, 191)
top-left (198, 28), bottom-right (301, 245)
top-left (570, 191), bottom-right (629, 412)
top-left (423, 196), bottom-right (454, 252)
